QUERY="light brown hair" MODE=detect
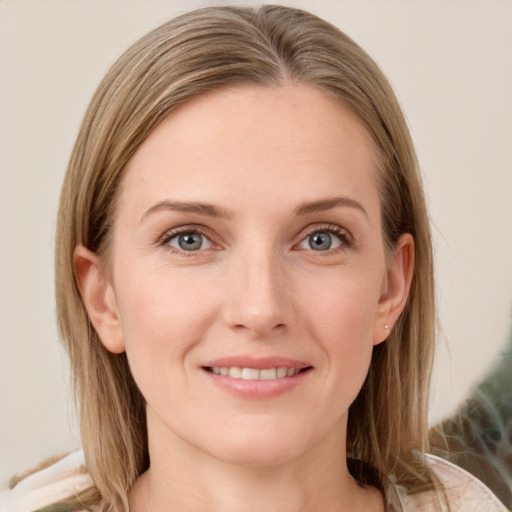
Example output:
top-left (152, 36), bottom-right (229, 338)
top-left (55, 5), bottom-right (436, 510)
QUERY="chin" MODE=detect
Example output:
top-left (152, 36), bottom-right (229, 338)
top-left (204, 423), bottom-right (315, 468)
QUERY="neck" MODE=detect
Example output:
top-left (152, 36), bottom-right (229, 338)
top-left (129, 412), bottom-right (384, 512)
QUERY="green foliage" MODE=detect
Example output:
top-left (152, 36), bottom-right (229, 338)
top-left (431, 330), bottom-right (512, 509)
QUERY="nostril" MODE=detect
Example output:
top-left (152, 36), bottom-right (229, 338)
top-left (232, 322), bottom-right (286, 331)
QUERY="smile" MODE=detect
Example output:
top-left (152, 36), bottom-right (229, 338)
top-left (201, 357), bottom-right (313, 399)
top-left (205, 367), bottom-right (303, 380)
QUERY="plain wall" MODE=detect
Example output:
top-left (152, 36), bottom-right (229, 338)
top-left (1, 0), bottom-right (511, 486)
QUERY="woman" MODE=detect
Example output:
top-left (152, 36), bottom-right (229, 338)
top-left (0, 5), bottom-right (506, 512)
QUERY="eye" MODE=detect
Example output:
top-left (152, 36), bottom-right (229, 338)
top-left (166, 231), bottom-right (214, 252)
top-left (307, 231), bottom-right (337, 251)
top-left (297, 227), bottom-right (350, 252)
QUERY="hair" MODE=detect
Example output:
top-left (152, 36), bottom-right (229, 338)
top-left (54, 4), bottom-right (436, 511)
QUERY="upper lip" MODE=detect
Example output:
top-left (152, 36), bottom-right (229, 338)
top-left (202, 356), bottom-right (311, 370)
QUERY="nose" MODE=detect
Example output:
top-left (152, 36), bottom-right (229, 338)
top-left (222, 250), bottom-right (296, 339)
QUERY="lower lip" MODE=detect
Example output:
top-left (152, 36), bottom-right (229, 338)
top-left (201, 368), bottom-right (312, 399)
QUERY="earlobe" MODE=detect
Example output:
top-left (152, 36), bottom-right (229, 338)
top-left (374, 234), bottom-right (414, 345)
top-left (74, 245), bottom-right (125, 354)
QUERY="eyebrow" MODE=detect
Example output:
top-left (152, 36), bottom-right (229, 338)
top-left (295, 196), bottom-right (368, 219)
top-left (141, 200), bottom-right (233, 222)
top-left (141, 196), bottom-right (368, 223)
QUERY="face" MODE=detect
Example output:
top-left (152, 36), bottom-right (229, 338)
top-left (78, 84), bottom-right (412, 468)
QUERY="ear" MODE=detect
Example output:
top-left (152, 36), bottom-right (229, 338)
top-left (74, 245), bottom-right (125, 354)
top-left (373, 233), bottom-right (414, 345)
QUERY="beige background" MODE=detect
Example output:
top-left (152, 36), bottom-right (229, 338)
top-left (1, 0), bottom-right (511, 486)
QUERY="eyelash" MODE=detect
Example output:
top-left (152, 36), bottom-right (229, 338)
top-left (158, 226), bottom-right (217, 256)
top-left (299, 224), bottom-right (353, 253)
top-left (157, 223), bottom-right (352, 255)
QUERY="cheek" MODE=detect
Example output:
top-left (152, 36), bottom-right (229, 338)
top-left (112, 265), bottom-right (220, 384)
top-left (304, 267), bottom-right (381, 338)
top-left (300, 268), bottom-right (382, 387)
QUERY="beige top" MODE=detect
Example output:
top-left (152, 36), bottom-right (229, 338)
top-left (0, 451), bottom-right (507, 512)
top-left (384, 455), bottom-right (507, 511)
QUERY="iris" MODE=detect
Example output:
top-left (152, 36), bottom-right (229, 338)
top-left (308, 232), bottom-right (332, 251)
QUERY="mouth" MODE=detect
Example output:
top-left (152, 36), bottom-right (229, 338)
top-left (200, 358), bottom-right (313, 399)
top-left (202, 366), bottom-right (312, 380)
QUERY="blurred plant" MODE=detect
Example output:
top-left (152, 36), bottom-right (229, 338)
top-left (430, 326), bottom-right (512, 508)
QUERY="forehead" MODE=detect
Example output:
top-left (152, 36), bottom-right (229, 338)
top-left (119, 83), bottom-right (380, 220)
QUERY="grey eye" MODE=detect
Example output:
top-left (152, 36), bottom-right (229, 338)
top-left (179, 233), bottom-right (202, 250)
top-left (308, 232), bottom-right (333, 251)
top-left (169, 232), bottom-right (212, 251)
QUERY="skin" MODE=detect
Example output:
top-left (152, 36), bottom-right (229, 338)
top-left (75, 83), bottom-right (413, 512)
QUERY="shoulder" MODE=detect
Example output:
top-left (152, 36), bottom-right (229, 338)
top-left (390, 454), bottom-right (508, 511)
top-left (0, 450), bottom-right (94, 512)
top-left (428, 454), bottom-right (508, 511)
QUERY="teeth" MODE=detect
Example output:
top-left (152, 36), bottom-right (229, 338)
top-left (259, 368), bottom-right (277, 380)
top-left (277, 367), bottom-right (288, 378)
top-left (241, 368), bottom-right (260, 380)
top-left (229, 367), bottom-right (242, 378)
top-left (210, 366), bottom-right (302, 380)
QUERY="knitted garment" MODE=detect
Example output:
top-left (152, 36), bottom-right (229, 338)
top-left (0, 451), bottom-right (506, 512)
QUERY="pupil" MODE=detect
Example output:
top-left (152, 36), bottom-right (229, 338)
top-left (309, 232), bottom-right (331, 251)
top-left (179, 233), bottom-right (202, 250)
